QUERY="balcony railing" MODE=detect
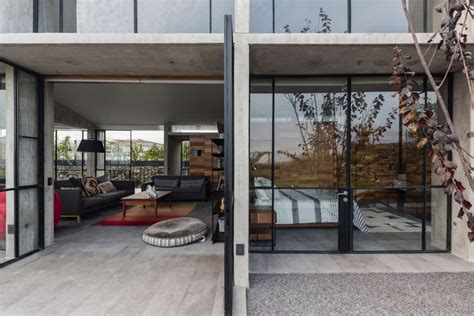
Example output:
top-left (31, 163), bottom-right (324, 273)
top-left (36, 0), bottom-right (234, 33)
top-left (250, 0), bottom-right (430, 33)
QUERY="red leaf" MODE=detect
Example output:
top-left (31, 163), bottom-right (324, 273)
top-left (458, 208), bottom-right (465, 219)
top-left (463, 200), bottom-right (472, 210)
top-left (468, 232), bottom-right (474, 242)
top-left (455, 180), bottom-right (466, 192)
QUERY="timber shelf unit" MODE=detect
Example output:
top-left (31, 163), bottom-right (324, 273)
top-left (211, 138), bottom-right (225, 243)
top-left (250, 205), bottom-right (276, 245)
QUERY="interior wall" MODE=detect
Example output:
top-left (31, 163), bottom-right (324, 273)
top-left (167, 135), bottom-right (184, 176)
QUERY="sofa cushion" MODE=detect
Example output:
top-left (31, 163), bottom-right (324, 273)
top-left (81, 177), bottom-right (101, 197)
top-left (96, 190), bottom-right (130, 203)
top-left (98, 181), bottom-right (117, 194)
top-left (97, 175), bottom-right (108, 184)
top-left (154, 178), bottom-right (179, 188)
top-left (83, 196), bottom-right (106, 209)
top-left (180, 179), bottom-right (204, 188)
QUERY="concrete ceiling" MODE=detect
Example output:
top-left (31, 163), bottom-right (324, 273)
top-left (54, 82), bottom-right (224, 128)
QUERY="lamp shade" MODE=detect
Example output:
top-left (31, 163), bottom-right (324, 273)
top-left (77, 140), bottom-right (105, 153)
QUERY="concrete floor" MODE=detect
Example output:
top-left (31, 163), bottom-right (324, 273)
top-left (0, 201), bottom-right (225, 316)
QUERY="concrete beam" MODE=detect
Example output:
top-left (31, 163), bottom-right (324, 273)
top-left (54, 101), bottom-right (97, 130)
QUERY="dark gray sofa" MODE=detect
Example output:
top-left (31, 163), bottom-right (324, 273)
top-left (141, 176), bottom-right (209, 202)
top-left (55, 177), bottom-right (135, 222)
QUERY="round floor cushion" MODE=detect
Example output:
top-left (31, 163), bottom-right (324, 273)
top-left (143, 217), bottom-right (208, 247)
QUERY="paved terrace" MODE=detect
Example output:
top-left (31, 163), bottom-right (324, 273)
top-left (0, 203), bottom-right (224, 316)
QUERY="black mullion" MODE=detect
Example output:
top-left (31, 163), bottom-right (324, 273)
top-left (347, 0), bottom-right (351, 33)
top-left (59, 0), bottom-right (64, 32)
top-left (134, 0), bottom-right (138, 33)
top-left (346, 76), bottom-right (352, 252)
top-left (13, 68), bottom-right (19, 258)
top-left (54, 130), bottom-right (58, 180)
top-left (271, 77), bottom-right (275, 251)
top-left (33, 0), bottom-right (39, 33)
top-left (447, 74), bottom-right (453, 251)
top-left (272, 0), bottom-right (275, 33)
top-left (423, 0), bottom-right (428, 32)
top-left (422, 76), bottom-right (428, 251)
top-left (209, 0), bottom-right (212, 33)
top-left (38, 77), bottom-right (45, 250)
top-left (129, 130), bottom-right (132, 181)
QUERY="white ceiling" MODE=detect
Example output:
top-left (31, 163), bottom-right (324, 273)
top-left (54, 82), bottom-right (224, 128)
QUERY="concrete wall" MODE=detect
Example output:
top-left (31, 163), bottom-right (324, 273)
top-left (0, 0), bottom-right (33, 33)
top-left (451, 73), bottom-right (474, 261)
top-left (167, 135), bottom-right (185, 176)
top-left (44, 83), bottom-right (55, 248)
top-left (76, 0), bottom-right (134, 33)
top-left (5, 65), bottom-right (15, 258)
top-left (54, 101), bottom-right (96, 130)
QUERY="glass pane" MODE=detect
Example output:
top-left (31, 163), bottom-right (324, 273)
top-left (96, 130), bottom-right (105, 172)
top-left (427, 188), bottom-right (448, 251)
top-left (250, 78), bottom-right (272, 187)
top-left (0, 64), bottom-right (14, 190)
top-left (249, 188), bottom-right (274, 251)
top-left (272, 188), bottom-right (339, 251)
top-left (211, 0), bottom-right (234, 33)
top-left (77, 0), bottom-right (134, 33)
top-left (0, 191), bottom-right (15, 263)
top-left (106, 131), bottom-right (131, 180)
top-left (250, 0), bottom-right (273, 33)
top-left (274, 77), bottom-right (347, 188)
top-left (55, 130), bottom-right (85, 179)
top-left (353, 188), bottom-right (423, 251)
top-left (131, 130), bottom-right (165, 189)
top-left (18, 138), bottom-right (38, 186)
top-left (38, 0), bottom-right (60, 32)
top-left (274, 0), bottom-right (347, 33)
top-left (63, 0), bottom-right (77, 32)
top-left (351, 77), bottom-right (424, 188)
top-left (137, 0), bottom-right (210, 33)
top-left (18, 189), bottom-right (39, 256)
top-left (18, 71), bottom-right (38, 138)
top-left (351, 0), bottom-right (423, 33)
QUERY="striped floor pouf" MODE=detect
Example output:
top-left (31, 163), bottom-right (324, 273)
top-left (142, 217), bottom-right (207, 248)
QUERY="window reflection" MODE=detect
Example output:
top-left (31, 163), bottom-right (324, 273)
top-left (250, 0), bottom-right (273, 33)
top-left (274, 78), bottom-right (347, 188)
top-left (275, 0), bottom-right (347, 33)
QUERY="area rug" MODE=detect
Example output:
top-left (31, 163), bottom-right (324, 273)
top-left (94, 203), bottom-right (196, 226)
top-left (362, 208), bottom-right (431, 233)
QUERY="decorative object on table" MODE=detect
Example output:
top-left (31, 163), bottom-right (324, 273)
top-left (145, 184), bottom-right (157, 199)
top-left (142, 217), bottom-right (208, 247)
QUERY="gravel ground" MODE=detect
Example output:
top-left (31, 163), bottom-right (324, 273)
top-left (248, 272), bottom-right (474, 315)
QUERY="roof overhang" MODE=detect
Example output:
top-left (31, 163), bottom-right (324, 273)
top-left (246, 33), bottom-right (474, 75)
top-left (0, 33), bottom-right (224, 77)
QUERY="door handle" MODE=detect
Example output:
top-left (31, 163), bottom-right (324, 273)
top-left (337, 191), bottom-right (348, 196)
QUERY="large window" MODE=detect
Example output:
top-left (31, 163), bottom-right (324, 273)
top-left (54, 129), bottom-right (87, 179)
top-left (35, 0), bottom-right (233, 33)
top-left (251, 0), bottom-right (425, 33)
top-left (249, 75), bottom-right (451, 253)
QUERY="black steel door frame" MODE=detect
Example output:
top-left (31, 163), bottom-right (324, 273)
top-left (223, 14), bottom-right (234, 316)
top-left (0, 58), bottom-right (45, 267)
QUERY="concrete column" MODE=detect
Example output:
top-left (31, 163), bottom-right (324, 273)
top-left (5, 65), bottom-right (15, 258)
top-left (43, 83), bottom-right (55, 247)
top-left (235, 0), bottom-right (249, 33)
top-left (86, 129), bottom-right (96, 177)
top-left (451, 72), bottom-right (474, 261)
top-left (233, 38), bottom-right (250, 288)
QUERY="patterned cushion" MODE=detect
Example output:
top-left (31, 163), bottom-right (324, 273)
top-left (81, 177), bottom-right (101, 197)
top-left (142, 217), bottom-right (207, 248)
top-left (98, 181), bottom-right (117, 194)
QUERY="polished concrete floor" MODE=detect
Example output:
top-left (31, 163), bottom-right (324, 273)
top-left (0, 201), bottom-right (224, 315)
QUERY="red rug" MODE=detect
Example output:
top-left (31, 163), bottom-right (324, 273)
top-left (94, 203), bottom-right (196, 226)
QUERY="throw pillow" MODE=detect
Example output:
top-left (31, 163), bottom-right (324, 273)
top-left (81, 177), bottom-right (101, 197)
top-left (98, 181), bottom-right (117, 194)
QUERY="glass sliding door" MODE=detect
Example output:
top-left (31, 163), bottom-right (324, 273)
top-left (249, 75), bottom-right (451, 253)
top-left (17, 70), bottom-right (42, 257)
top-left (0, 63), bottom-right (15, 263)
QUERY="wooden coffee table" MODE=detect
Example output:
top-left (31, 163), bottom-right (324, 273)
top-left (121, 191), bottom-right (172, 218)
